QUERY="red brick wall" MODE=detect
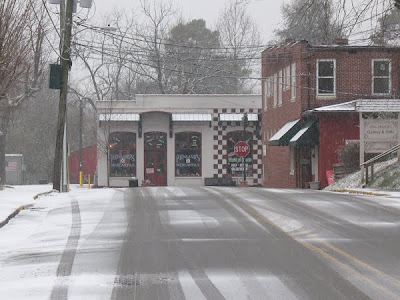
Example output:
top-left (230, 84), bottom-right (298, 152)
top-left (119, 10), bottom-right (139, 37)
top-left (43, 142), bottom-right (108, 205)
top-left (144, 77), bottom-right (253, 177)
top-left (262, 43), bottom-right (307, 187)
top-left (318, 113), bottom-right (359, 189)
top-left (261, 42), bottom-right (400, 188)
top-left (306, 49), bottom-right (400, 108)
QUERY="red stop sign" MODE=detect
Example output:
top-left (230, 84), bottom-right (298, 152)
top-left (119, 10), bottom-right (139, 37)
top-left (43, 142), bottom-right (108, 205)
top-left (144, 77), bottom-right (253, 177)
top-left (234, 141), bottom-right (250, 157)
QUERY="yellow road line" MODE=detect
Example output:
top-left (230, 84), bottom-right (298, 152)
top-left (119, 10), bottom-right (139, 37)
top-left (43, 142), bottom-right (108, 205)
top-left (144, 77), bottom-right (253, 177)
top-left (231, 198), bottom-right (400, 300)
top-left (319, 238), bottom-right (400, 287)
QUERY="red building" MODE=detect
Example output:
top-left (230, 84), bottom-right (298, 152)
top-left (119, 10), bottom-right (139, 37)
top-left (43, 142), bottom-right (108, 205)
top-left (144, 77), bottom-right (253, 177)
top-left (262, 40), bottom-right (400, 189)
top-left (68, 145), bottom-right (97, 184)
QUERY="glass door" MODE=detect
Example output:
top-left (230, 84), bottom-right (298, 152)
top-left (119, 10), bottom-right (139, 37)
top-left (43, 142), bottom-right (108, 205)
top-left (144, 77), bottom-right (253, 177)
top-left (144, 132), bottom-right (167, 186)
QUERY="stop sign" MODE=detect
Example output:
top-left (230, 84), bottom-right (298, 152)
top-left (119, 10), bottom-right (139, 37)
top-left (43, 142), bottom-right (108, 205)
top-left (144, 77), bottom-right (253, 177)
top-left (234, 141), bottom-right (250, 157)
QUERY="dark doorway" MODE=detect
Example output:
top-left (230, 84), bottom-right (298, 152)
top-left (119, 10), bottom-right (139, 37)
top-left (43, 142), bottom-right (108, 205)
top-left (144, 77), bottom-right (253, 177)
top-left (144, 132), bottom-right (167, 186)
top-left (299, 147), bottom-right (312, 188)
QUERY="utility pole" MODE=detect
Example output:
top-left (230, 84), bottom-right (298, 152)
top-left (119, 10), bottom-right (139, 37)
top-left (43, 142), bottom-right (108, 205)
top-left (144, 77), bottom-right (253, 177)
top-left (53, 0), bottom-right (73, 192)
top-left (79, 99), bottom-right (83, 186)
top-left (242, 112), bottom-right (248, 183)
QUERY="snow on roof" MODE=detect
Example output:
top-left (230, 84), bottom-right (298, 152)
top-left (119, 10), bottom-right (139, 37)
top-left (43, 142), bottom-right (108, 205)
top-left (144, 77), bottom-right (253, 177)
top-left (356, 99), bottom-right (400, 112)
top-left (311, 100), bottom-right (357, 113)
top-left (310, 99), bottom-right (400, 113)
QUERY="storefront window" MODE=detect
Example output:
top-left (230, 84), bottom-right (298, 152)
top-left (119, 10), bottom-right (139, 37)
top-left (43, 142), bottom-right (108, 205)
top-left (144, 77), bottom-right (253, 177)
top-left (227, 131), bottom-right (253, 176)
top-left (109, 132), bottom-right (136, 177)
top-left (175, 132), bottom-right (201, 177)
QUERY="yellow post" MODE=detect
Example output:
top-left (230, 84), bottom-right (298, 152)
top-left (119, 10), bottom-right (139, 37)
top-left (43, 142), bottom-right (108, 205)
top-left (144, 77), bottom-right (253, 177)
top-left (79, 171), bottom-right (83, 187)
top-left (88, 174), bottom-right (91, 189)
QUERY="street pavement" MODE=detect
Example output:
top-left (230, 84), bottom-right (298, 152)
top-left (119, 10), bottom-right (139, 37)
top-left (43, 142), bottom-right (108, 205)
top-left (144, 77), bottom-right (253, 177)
top-left (2, 186), bottom-right (400, 299)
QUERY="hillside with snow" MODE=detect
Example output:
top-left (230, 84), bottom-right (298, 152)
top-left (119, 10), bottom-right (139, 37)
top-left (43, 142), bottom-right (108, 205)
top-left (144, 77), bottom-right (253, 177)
top-left (325, 158), bottom-right (400, 191)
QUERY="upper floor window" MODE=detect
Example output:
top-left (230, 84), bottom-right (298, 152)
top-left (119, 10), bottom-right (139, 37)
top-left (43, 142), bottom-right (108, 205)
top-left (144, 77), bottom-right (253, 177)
top-left (291, 63), bottom-right (296, 101)
top-left (273, 73), bottom-right (278, 107)
top-left (278, 70), bottom-right (283, 106)
top-left (372, 59), bottom-right (391, 95)
top-left (263, 78), bottom-right (271, 110)
top-left (283, 65), bottom-right (290, 90)
top-left (317, 59), bottom-right (336, 97)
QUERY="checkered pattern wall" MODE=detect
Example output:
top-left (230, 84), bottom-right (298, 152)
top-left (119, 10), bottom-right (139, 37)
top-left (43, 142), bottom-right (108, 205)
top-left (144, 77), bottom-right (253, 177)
top-left (212, 108), bottom-right (263, 186)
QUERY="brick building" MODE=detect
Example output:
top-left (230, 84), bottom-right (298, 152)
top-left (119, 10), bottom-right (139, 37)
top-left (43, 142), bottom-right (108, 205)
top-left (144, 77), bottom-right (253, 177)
top-left (262, 40), bottom-right (400, 188)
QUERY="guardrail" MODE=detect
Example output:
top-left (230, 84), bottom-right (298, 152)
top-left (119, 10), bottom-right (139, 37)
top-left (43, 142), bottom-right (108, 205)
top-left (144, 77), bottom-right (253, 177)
top-left (361, 144), bottom-right (400, 184)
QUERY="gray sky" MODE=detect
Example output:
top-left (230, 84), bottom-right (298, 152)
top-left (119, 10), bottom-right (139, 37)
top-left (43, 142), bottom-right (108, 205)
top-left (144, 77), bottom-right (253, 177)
top-left (91, 0), bottom-right (283, 42)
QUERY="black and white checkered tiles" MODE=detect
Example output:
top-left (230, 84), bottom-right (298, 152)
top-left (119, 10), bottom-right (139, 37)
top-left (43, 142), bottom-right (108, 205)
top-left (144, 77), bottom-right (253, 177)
top-left (212, 108), bottom-right (263, 186)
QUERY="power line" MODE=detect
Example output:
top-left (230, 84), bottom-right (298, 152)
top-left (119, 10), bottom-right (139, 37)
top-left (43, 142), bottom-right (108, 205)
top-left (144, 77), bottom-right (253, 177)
top-left (28, 0), bottom-right (61, 59)
top-left (75, 38), bottom-right (395, 100)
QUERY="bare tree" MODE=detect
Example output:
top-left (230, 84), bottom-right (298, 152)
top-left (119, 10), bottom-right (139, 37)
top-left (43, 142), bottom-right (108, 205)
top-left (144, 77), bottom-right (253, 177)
top-left (137, 0), bottom-right (176, 94)
top-left (275, 0), bottom-right (346, 44)
top-left (0, 0), bottom-right (48, 185)
top-left (217, 0), bottom-right (261, 93)
top-left (370, 7), bottom-right (400, 45)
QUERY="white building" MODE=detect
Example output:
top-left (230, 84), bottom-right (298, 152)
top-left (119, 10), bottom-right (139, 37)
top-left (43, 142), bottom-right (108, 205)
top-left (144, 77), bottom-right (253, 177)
top-left (96, 94), bottom-right (262, 187)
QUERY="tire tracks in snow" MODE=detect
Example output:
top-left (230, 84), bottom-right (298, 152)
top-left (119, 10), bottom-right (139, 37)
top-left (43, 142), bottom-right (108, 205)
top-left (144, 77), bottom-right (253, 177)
top-left (49, 197), bottom-right (81, 300)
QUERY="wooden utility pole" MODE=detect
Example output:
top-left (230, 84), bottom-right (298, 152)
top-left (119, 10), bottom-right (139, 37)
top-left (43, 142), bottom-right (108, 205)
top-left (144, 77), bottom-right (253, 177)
top-left (242, 112), bottom-right (248, 182)
top-left (53, 0), bottom-right (73, 191)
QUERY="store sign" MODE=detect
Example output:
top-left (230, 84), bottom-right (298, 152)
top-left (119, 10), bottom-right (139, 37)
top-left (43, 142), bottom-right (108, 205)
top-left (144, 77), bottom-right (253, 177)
top-left (175, 154), bottom-right (201, 168)
top-left (364, 119), bottom-right (399, 153)
top-left (228, 156), bottom-right (252, 172)
top-left (111, 154), bottom-right (135, 168)
top-left (364, 119), bottom-right (398, 140)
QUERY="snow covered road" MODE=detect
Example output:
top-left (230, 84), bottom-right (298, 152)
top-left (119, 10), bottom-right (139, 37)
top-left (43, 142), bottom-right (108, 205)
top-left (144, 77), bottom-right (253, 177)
top-left (1, 186), bottom-right (400, 299)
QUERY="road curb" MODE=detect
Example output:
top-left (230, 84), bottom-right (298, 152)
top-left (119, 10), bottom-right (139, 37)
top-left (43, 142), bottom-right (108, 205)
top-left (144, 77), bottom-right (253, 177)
top-left (329, 189), bottom-right (387, 196)
top-left (0, 189), bottom-right (56, 229)
top-left (33, 189), bottom-right (58, 200)
top-left (0, 204), bottom-right (33, 229)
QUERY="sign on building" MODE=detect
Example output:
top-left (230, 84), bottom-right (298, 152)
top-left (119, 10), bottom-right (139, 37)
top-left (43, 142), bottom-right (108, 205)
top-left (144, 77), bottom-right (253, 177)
top-left (5, 154), bottom-right (23, 185)
top-left (363, 119), bottom-right (398, 153)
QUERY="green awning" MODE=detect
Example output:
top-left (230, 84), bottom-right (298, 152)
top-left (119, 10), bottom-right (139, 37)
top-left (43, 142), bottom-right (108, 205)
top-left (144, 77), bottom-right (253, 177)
top-left (289, 120), bottom-right (319, 146)
top-left (269, 119), bottom-right (301, 146)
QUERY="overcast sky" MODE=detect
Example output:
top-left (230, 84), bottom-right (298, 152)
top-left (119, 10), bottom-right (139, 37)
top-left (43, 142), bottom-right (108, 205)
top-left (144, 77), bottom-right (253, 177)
top-left (90, 0), bottom-right (283, 42)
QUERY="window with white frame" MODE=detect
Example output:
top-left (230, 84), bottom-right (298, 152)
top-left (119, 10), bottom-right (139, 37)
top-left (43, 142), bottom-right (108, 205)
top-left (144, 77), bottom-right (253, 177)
top-left (263, 79), bottom-right (268, 110)
top-left (284, 65), bottom-right (290, 90)
top-left (273, 73), bottom-right (278, 107)
top-left (317, 59), bottom-right (336, 96)
top-left (291, 63), bottom-right (296, 101)
top-left (372, 59), bottom-right (391, 95)
top-left (278, 70), bottom-right (283, 106)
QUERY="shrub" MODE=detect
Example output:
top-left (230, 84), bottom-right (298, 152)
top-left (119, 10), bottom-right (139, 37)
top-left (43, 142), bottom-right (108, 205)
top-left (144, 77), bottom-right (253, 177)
top-left (337, 142), bottom-right (360, 171)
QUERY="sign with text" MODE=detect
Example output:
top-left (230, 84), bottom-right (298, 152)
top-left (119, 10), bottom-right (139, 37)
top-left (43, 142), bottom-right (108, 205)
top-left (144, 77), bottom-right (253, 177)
top-left (364, 119), bottom-right (398, 141)
top-left (364, 119), bottom-right (399, 153)
top-left (234, 141), bottom-right (250, 157)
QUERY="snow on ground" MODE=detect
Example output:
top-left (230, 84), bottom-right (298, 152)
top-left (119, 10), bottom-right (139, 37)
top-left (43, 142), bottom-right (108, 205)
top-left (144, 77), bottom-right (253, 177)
top-left (0, 184), bottom-right (54, 223)
top-left (325, 157), bottom-right (400, 191)
top-left (325, 158), bottom-right (396, 190)
top-left (0, 186), bottom-right (123, 300)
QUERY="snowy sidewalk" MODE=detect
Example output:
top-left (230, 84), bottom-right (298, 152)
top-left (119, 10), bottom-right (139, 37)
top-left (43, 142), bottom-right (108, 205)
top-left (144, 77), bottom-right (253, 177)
top-left (0, 185), bottom-right (54, 227)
